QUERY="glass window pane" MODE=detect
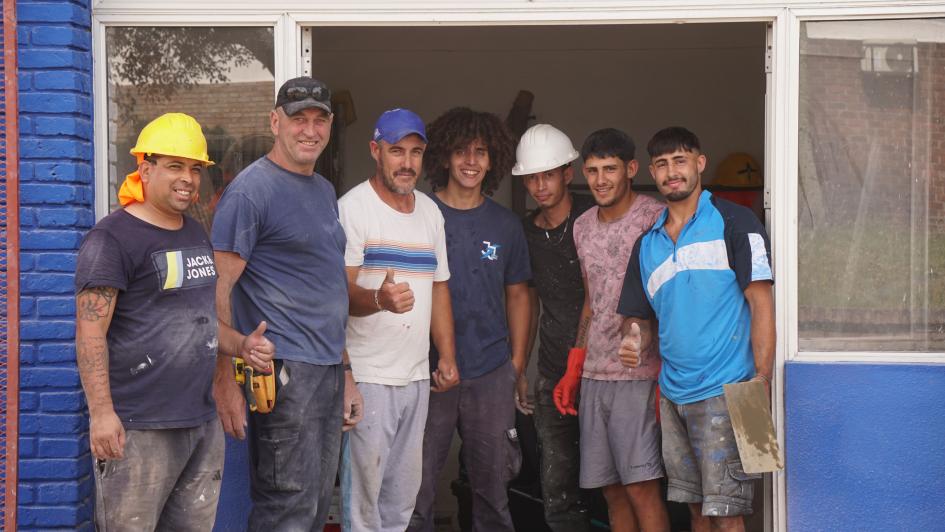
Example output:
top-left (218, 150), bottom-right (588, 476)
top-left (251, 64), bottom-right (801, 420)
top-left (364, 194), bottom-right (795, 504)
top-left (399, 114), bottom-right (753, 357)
top-left (105, 26), bottom-right (275, 233)
top-left (798, 19), bottom-right (945, 352)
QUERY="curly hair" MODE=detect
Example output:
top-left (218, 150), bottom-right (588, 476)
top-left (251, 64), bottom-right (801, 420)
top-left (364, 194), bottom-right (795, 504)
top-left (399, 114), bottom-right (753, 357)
top-left (423, 107), bottom-right (516, 196)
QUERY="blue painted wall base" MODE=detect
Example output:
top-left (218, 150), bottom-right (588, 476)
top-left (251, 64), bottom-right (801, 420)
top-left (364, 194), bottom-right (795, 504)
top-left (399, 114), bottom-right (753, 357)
top-left (785, 362), bottom-right (945, 531)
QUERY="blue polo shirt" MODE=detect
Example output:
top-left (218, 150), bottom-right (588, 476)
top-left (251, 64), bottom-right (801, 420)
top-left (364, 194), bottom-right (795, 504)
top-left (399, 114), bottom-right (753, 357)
top-left (617, 190), bottom-right (772, 404)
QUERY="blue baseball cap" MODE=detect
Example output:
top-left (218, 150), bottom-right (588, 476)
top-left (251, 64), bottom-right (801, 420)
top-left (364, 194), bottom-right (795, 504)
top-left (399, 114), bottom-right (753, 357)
top-left (373, 108), bottom-right (427, 144)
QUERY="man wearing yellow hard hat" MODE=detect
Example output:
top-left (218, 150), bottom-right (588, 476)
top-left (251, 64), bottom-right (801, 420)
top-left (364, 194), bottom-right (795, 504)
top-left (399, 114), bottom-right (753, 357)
top-left (74, 113), bottom-right (260, 530)
top-left (210, 77), bottom-right (362, 531)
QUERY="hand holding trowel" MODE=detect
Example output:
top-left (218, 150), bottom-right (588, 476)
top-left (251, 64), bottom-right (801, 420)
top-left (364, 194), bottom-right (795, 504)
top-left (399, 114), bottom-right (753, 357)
top-left (724, 377), bottom-right (783, 474)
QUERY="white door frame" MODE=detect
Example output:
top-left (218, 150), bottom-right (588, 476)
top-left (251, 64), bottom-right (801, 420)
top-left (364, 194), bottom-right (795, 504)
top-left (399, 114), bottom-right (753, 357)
top-left (91, 4), bottom-right (945, 531)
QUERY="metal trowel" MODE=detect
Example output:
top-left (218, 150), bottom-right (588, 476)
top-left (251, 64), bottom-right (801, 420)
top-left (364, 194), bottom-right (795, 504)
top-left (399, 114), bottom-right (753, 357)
top-left (723, 380), bottom-right (784, 474)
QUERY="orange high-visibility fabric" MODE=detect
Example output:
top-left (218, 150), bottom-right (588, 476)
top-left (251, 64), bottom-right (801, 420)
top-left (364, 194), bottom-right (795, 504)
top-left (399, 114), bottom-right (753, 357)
top-left (118, 153), bottom-right (146, 206)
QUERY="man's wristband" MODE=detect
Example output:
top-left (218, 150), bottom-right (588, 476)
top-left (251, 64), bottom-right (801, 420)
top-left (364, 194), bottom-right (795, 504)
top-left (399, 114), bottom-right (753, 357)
top-left (755, 373), bottom-right (770, 384)
top-left (343, 363), bottom-right (352, 372)
top-left (373, 289), bottom-right (383, 311)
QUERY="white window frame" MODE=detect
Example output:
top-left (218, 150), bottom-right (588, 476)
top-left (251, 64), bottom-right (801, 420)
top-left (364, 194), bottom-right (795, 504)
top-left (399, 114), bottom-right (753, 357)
top-left (784, 5), bottom-right (945, 366)
top-left (90, 3), bottom-right (945, 531)
top-left (91, 11), bottom-right (300, 218)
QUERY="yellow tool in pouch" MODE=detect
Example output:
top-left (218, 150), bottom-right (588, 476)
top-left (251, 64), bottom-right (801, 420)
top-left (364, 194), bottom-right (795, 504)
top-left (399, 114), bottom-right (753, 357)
top-left (233, 358), bottom-right (276, 414)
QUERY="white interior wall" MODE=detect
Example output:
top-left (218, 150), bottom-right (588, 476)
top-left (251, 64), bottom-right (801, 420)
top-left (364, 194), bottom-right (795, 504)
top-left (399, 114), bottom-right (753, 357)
top-left (312, 22), bottom-right (765, 205)
top-left (310, 22), bottom-right (766, 526)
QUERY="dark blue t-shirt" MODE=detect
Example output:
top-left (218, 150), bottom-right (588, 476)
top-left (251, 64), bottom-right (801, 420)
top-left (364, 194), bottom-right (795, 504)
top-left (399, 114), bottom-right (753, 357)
top-left (75, 211), bottom-right (218, 429)
top-left (430, 194), bottom-right (531, 379)
top-left (211, 157), bottom-right (348, 365)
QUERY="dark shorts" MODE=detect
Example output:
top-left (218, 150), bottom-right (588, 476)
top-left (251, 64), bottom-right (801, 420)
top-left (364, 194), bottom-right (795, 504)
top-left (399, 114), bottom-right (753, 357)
top-left (660, 394), bottom-right (760, 517)
top-left (578, 379), bottom-right (663, 488)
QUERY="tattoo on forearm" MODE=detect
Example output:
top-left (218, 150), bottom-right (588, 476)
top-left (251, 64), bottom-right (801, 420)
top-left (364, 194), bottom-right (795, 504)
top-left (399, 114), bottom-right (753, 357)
top-left (76, 336), bottom-right (110, 406)
top-left (77, 287), bottom-right (116, 322)
top-left (576, 315), bottom-right (591, 346)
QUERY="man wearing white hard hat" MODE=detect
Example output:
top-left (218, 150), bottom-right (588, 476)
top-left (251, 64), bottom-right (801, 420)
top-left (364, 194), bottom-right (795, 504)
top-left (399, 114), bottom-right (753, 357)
top-left (513, 124), bottom-right (594, 531)
top-left (75, 113), bottom-right (227, 530)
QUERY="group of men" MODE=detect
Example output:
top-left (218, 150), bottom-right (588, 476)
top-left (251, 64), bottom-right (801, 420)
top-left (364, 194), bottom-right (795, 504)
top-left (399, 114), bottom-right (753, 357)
top-left (519, 124), bottom-right (775, 532)
top-left (75, 75), bottom-right (775, 532)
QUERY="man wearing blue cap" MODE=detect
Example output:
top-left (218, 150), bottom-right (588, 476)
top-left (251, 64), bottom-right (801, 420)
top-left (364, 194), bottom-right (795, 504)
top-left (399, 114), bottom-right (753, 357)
top-left (338, 108), bottom-right (460, 531)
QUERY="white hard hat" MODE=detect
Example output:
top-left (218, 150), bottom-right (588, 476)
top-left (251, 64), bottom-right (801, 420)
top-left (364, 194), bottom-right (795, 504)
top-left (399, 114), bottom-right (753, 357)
top-left (512, 124), bottom-right (580, 176)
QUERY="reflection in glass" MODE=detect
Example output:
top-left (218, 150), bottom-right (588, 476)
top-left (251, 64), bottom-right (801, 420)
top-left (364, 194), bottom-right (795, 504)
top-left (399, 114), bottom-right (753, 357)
top-left (105, 26), bottom-right (275, 232)
top-left (798, 19), bottom-right (945, 351)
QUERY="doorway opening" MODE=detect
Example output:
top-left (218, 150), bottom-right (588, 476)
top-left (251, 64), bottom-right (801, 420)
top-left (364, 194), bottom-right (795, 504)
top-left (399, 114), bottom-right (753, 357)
top-left (307, 21), bottom-right (769, 532)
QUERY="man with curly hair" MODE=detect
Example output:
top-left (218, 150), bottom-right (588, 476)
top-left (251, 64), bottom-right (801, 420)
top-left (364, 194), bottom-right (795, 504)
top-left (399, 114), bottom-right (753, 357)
top-left (408, 107), bottom-right (532, 532)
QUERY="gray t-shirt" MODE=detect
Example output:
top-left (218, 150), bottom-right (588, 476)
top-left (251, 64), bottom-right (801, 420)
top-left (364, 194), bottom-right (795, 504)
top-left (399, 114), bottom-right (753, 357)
top-left (211, 156), bottom-right (348, 365)
top-left (75, 211), bottom-right (218, 429)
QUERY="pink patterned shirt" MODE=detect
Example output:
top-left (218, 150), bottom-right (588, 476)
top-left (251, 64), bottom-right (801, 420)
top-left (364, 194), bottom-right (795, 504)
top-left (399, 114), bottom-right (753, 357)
top-left (573, 194), bottom-right (665, 381)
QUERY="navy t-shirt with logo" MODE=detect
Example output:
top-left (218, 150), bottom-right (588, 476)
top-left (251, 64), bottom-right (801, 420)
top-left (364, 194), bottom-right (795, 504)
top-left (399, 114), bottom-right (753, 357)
top-left (75, 210), bottom-right (218, 429)
top-left (429, 194), bottom-right (531, 379)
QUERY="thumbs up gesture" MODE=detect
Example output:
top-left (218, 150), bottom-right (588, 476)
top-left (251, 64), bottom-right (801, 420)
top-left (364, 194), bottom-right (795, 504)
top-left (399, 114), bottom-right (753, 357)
top-left (241, 320), bottom-right (275, 373)
top-left (377, 268), bottom-right (415, 314)
top-left (618, 322), bottom-right (643, 368)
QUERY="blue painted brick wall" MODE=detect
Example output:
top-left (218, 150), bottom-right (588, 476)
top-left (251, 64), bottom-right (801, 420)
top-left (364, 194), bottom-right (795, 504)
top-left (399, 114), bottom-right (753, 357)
top-left (17, 0), bottom-right (94, 529)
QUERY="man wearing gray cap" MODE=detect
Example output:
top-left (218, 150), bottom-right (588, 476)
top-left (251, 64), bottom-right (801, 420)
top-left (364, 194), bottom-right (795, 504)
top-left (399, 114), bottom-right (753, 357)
top-left (338, 108), bottom-right (460, 532)
top-left (211, 76), bottom-right (363, 530)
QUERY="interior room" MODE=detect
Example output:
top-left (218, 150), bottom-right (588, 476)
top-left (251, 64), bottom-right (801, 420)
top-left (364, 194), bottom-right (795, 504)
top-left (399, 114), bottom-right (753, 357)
top-left (308, 21), bottom-right (768, 531)
top-left (309, 22), bottom-right (766, 216)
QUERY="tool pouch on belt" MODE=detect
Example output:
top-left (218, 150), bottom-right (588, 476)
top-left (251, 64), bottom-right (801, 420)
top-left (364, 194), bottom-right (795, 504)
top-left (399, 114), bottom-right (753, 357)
top-left (233, 358), bottom-right (276, 413)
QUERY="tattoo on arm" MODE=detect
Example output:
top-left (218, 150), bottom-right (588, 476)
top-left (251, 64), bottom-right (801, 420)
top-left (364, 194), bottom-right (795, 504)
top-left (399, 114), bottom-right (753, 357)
top-left (76, 334), bottom-right (113, 412)
top-left (575, 315), bottom-right (591, 347)
top-left (76, 287), bottom-right (117, 412)
top-left (76, 336), bottom-right (109, 386)
top-left (77, 287), bottom-right (117, 322)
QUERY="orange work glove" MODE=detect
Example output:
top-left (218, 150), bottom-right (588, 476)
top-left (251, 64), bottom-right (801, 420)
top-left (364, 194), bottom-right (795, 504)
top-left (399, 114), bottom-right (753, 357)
top-left (553, 347), bottom-right (586, 416)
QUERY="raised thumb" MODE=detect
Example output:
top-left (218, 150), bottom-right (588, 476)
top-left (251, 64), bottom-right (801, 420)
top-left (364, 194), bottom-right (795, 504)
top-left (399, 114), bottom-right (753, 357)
top-left (251, 321), bottom-right (267, 338)
top-left (629, 322), bottom-right (641, 348)
top-left (384, 268), bottom-right (396, 284)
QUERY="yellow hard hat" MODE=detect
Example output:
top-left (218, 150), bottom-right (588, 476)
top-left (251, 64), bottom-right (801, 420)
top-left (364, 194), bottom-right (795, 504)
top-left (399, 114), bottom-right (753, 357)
top-left (713, 152), bottom-right (761, 188)
top-left (130, 113), bottom-right (214, 165)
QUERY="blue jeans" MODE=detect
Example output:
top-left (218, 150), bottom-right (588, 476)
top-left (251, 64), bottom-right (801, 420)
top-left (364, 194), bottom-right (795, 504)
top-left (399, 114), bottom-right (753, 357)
top-left (247, 360), bottom-right (343, 531)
